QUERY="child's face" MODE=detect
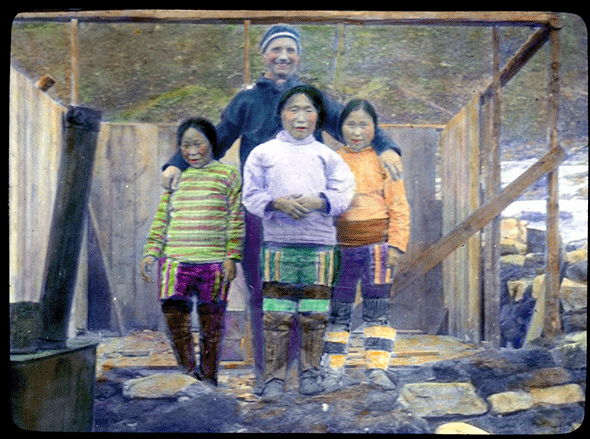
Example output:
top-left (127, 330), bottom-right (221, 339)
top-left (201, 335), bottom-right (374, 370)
top-left (280, 93), bottom-right (318, 140)
top-left (341, 109), bottom-right (375, 151)
top-left (180, 127), bottom-right (213, 168)
top-left (263, 37), bottom-right (300, 81)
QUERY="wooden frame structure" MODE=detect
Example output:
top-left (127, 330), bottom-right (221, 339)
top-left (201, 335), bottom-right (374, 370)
top-left (13, 11), bottom-right (563, 347)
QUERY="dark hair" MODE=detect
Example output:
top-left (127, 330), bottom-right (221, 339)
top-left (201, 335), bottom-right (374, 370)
top-left (337, 99), bottom-right (378, 140)
top-left (176, 117), bottom-right (221, 159)
top-left (276, 84), bottom-right (326, 131)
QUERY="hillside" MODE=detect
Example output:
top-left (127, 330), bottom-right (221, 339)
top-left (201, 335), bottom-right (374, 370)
top-left (10, 13), bottom-right (588, 149)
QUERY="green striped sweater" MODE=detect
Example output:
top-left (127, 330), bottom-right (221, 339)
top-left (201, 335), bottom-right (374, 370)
top-left (143, 162), bottom-right (245, 263)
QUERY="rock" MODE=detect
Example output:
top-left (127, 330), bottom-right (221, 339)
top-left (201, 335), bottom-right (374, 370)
top-left (434, 421), bottom-right (490, 434)
top-left (507, 278), bottom-right (533, 302)
top-left (523, 275), bottom-right (546, 346)
top-left (500, 254), bottom-right (526, 280)
top-left (565, 243), bottom-right (588, 264)
top-left (501, 218), bottom-right (528, 255)
top-left (500, 288), bottom-right (535, 348)
top-left (397, 382), bottom-right (487, 418)
top-left (565, 260), bottom-right (588, 283)
top-left (141, 391), bottom-right (240, 433)
top-left (123, 373), bottom-right (199, 399)
top-left (527, 227), bottom-right (546, 253)
top-left (560, 278), bottom-right (587, 312)
top-left (529, 384), bottom-right (585, 406)
top-left (565, 239), bottom-right (588, 252)
top-left (523, 367), bottom-right (572, 389)
top-left (523, 252), bottom-right (546, 276)
top-left (550, 331), bottom-right (587, 369)
top-left (562, 308), bottom-right (587, 332)
top-left (531, 273), bottom-right (546, 300)
top-left (487, 390), bottom-right (534, 414)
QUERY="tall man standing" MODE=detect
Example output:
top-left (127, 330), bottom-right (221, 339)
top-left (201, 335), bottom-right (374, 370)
top-left (161, 24), bottom-right (403, 391)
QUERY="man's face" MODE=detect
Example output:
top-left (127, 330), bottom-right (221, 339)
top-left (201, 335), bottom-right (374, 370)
top-left (280, 93), bottom-right (318, 140)
top-left (262, 37), bottom-right (300, 81)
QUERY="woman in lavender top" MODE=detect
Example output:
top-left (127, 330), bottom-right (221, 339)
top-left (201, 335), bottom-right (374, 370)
top-left (242, 85), bottom-right (355, 401)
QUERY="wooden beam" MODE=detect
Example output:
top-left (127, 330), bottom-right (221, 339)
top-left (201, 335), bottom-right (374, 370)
top-left (379, 123), bottom-right (446, 130)
top-left (14, 10), bottom-right (555, 27)
top-left (544, 21), bottom-right (562, 340)
top-left (70, 18), bottom-right (79, 105)
top-left (481, 26), bottom-right (550, 101)
top-left (393, 145), bottom-right (566, 293)
top-left (482, 25), bottom-right (502, 346)
top-left (243, 20), bottom-right (250, 85)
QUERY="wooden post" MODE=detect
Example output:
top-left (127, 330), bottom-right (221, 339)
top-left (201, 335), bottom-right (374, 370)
top-left (482, 26), bottom-right (502, 347)
top-left (243, 20), bottom-right (251, 85)
top-left (333, 23), bottom-right (346, 89)
top-left (544, 18), bottom-right (562, 339)
top-left (70, 19), bottom-right (79, 105)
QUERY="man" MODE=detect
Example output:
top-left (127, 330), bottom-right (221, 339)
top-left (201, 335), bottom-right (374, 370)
top-left (161, 24), bottom-right (403, 392)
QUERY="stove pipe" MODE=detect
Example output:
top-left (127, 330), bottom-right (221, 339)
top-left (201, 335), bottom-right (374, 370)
top-left (39, 106), bottom-right (101, 349)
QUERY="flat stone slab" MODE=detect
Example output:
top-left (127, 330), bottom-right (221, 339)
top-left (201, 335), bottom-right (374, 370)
top-left (397, 382), bottom-right (488, 418)
top-left (434, 421), bottom-right (491, 434)
top-left (123, 373), bottom-right (199, 399)
top-left (487, 390), bottom-right (534, 414)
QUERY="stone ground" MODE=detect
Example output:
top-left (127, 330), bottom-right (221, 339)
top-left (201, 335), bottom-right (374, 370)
top-left (91, 329), bottom-right (585, 434)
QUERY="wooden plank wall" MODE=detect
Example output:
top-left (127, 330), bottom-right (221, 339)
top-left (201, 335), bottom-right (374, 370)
top-left (439, 94), bottom-right (482, 343)
top-left (9, 65), bottom-right (66, 304)
top-left (90, 123), bottom-right (177, 330)
top-left (387, 127), bottom-right (443, 332)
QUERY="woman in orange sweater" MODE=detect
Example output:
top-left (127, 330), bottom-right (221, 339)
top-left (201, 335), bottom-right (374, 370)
top-left (322, 99), bottom-right (410, 392)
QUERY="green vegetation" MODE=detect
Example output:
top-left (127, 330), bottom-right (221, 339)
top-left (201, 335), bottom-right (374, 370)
top-left (11, 14), bottom-right (587, 145)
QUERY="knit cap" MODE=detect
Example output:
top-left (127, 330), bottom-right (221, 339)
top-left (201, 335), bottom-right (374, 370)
top-left (260, 24), bottom-right (301, 53)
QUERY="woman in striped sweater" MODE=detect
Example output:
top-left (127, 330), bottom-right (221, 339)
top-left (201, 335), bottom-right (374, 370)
top-left (140, 118), bottom-right (245, 386)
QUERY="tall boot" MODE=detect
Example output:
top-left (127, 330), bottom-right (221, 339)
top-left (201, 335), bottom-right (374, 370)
top-left (259, 311), bottom-right (293, 401)
top-left (322, 299), bottom-right (353, 371)
top-left (363, 297), bottom-right (396, 390)
top-left (299, 312), bottom-right (328, 395)
top-left (321, 300), bottom-right (358, 392)
top-left (197, 302), bottom-right (226, 386)
top-left (162, 301), bottom-right (197, 375)
top-left (262, 311), bottom-right (293, 383)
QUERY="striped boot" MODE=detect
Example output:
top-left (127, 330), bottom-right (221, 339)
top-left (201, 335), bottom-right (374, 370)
top-left (363, 298), bottom-right (397, 390)
top-left (321, 300), bottom-right (359, 392)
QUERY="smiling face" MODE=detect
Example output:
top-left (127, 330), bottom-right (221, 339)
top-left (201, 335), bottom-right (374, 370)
top-left (280, 93), bottom-right (319, 140)
top-left (341, 109), bottom-right (376, 151)
top-left (262, 37), bottom-right (300, 82)
top-left (180, 127), bottom-right (213, 168)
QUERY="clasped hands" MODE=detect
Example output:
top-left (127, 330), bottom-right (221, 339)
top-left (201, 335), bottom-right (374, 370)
top-left (271, 194), bottom-right (326, 219)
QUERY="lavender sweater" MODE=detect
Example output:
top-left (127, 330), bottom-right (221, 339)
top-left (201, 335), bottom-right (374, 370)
top-left (242, 130), bottom-right (355, 246)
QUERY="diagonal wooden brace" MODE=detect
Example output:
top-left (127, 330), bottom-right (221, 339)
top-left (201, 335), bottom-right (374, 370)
top-left (393, 145), bottom-right (566, 293)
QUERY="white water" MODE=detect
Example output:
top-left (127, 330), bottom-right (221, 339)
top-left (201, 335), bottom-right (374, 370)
top-left (501, 156), bottom-right (588, 245)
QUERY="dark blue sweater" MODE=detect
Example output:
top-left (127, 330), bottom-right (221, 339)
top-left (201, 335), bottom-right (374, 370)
top-left (165, 75), bottom-right (401, 172)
